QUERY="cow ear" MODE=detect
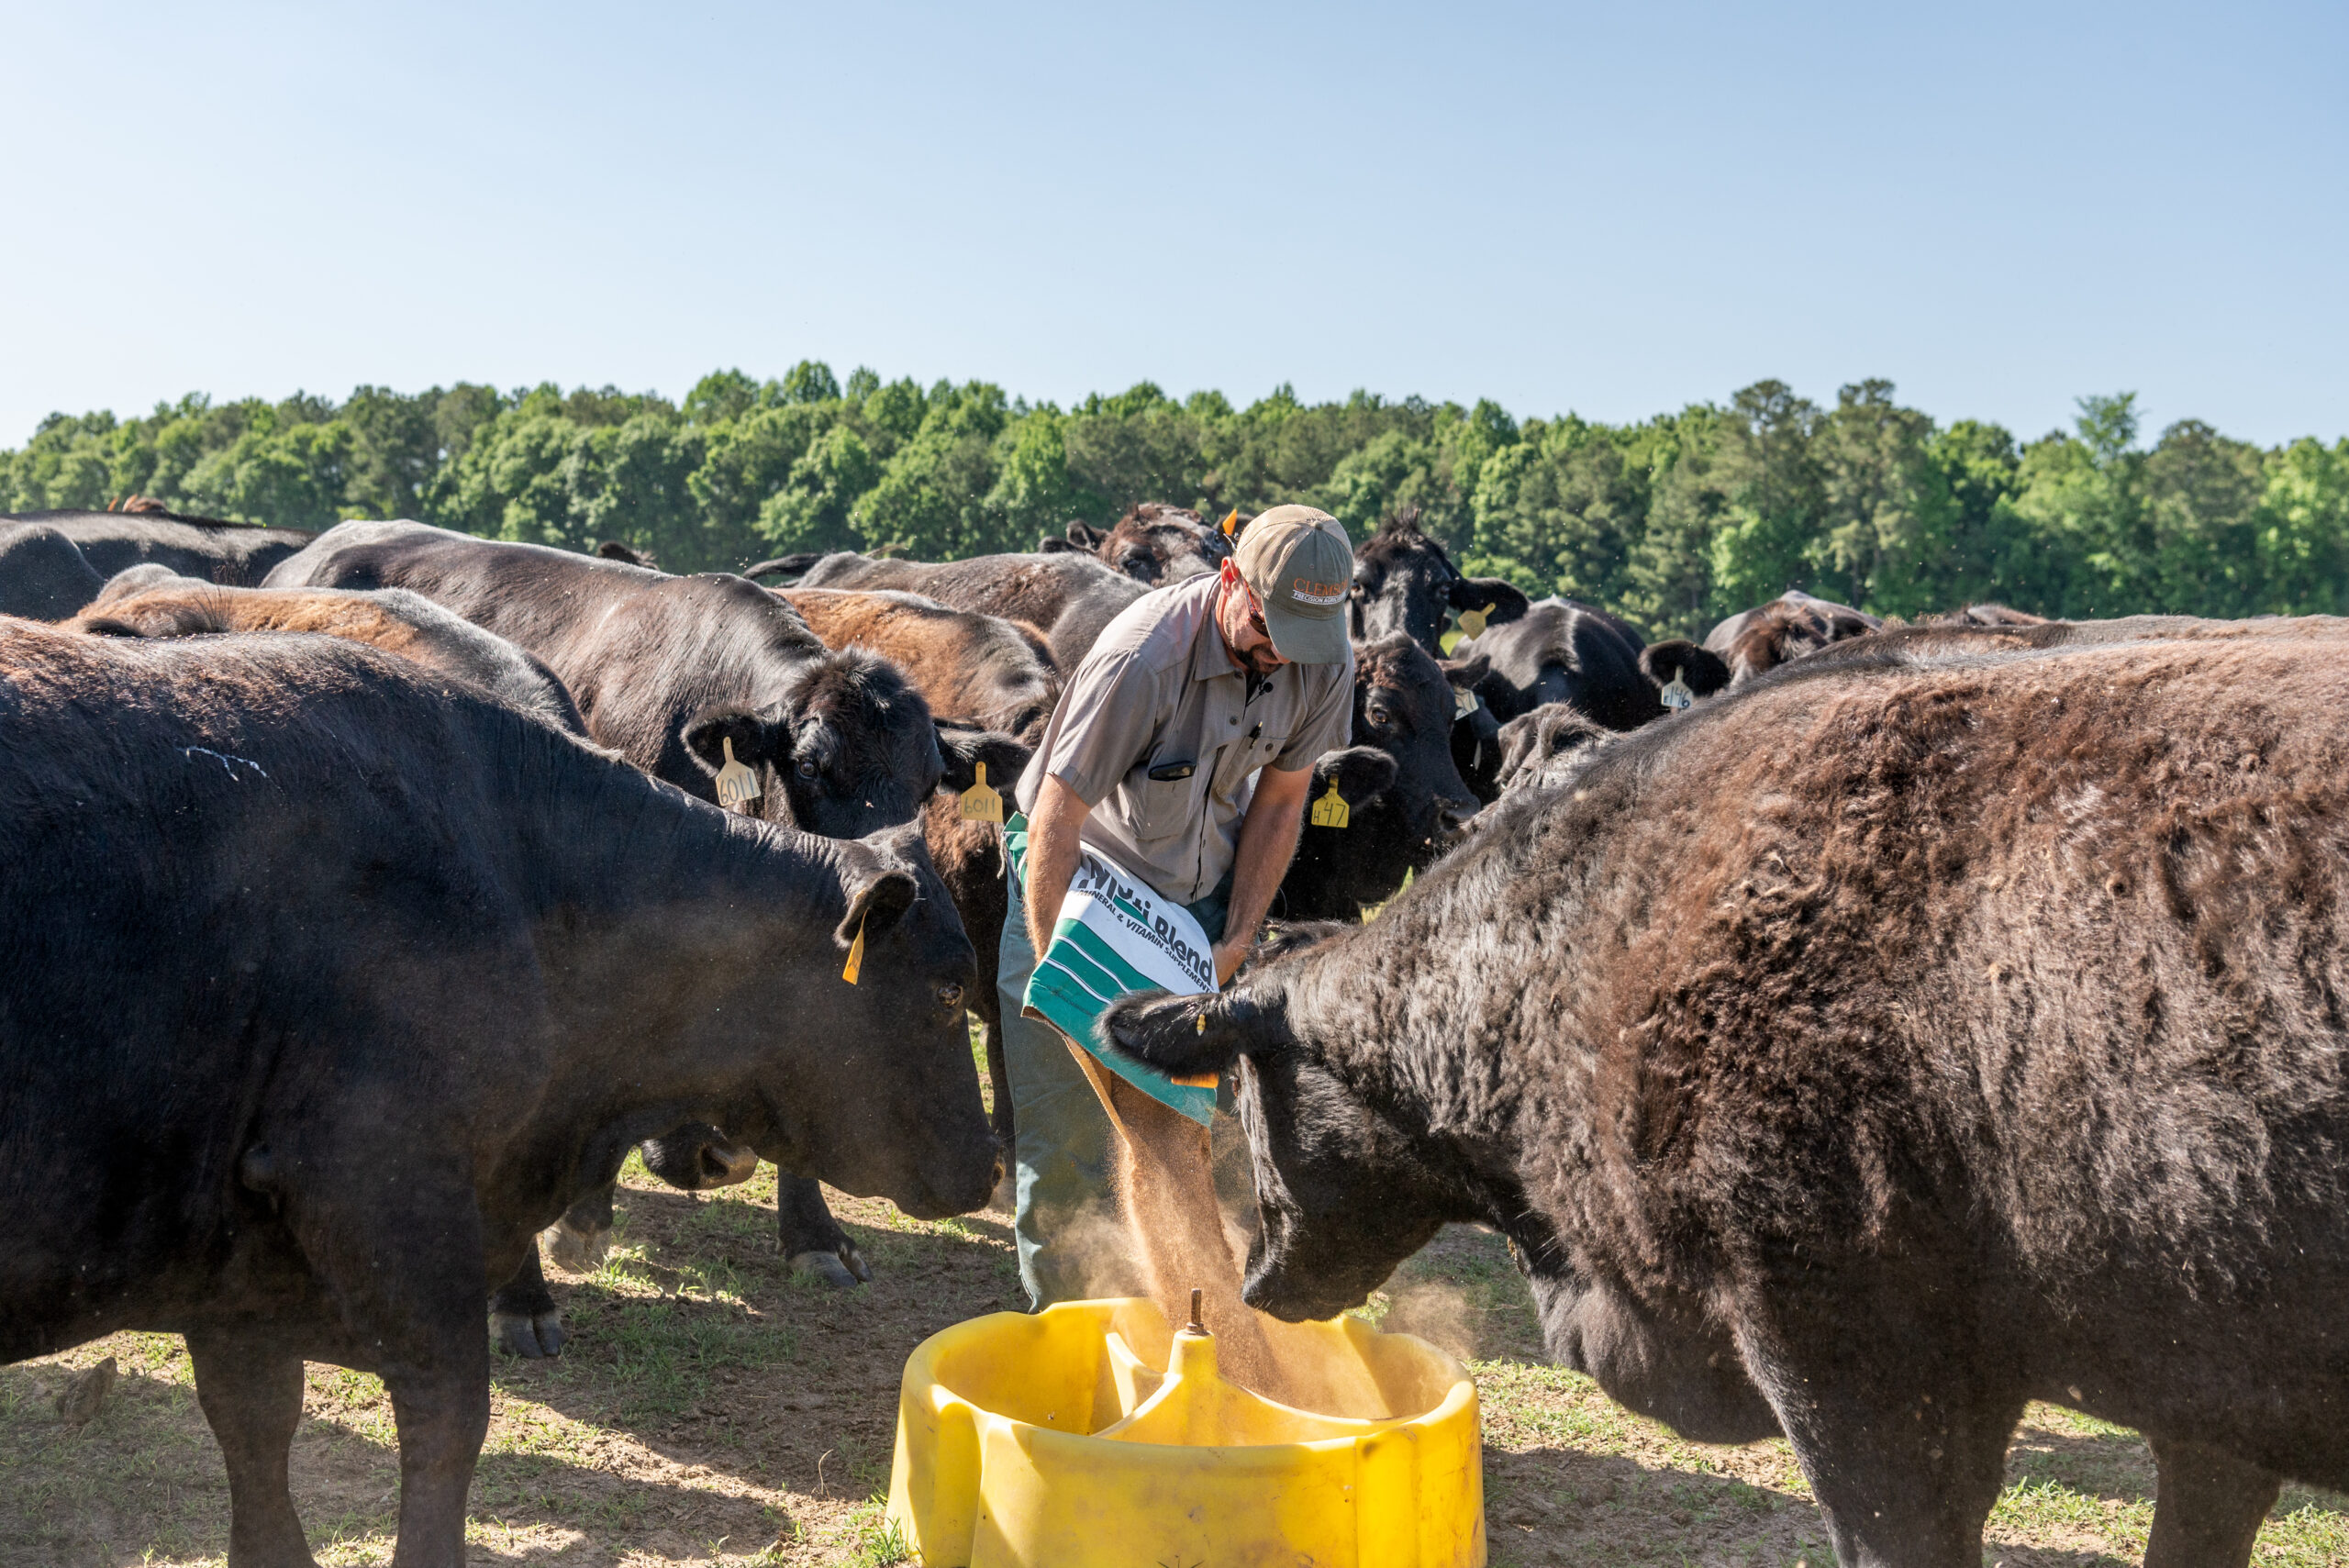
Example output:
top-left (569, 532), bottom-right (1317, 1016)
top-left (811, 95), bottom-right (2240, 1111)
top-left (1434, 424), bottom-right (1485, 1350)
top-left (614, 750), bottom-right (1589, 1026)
top-left (682, 705), bottom-right (786, 775)
top-left (1639, 639), bottom-right (1731, 698)
top-left (1312, 745), bottom-right (1397, 806)
top-left (1442, 651), bottom-right (1490, 690)
top-left (1065, 522), bottom-right (1108, 550)
top-left (838, 865), bottom-right (919, 949)
top-left (76, 616), bottom-right (148, 639)
top-left (934, 720), bottom-right (1032, 795)
top-left (1036, 535), bottom-right (1078, 554)
top-left (1448, 578), bottom-right (1530, 623)
top-left (1104, 988), bottom-right (1291, 1080)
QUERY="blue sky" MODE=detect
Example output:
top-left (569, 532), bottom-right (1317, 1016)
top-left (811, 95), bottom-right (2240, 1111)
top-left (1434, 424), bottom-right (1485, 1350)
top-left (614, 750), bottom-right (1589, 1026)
top-left (2, 1), bottom-right (2342, 447)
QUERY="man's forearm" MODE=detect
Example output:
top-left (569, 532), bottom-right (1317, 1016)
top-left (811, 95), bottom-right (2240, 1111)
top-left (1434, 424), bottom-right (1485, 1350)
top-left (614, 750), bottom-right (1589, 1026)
top-left (1024, 774), bottom-right (1089, 959)
top-left (1219, 782), bottom-right (1306, 972)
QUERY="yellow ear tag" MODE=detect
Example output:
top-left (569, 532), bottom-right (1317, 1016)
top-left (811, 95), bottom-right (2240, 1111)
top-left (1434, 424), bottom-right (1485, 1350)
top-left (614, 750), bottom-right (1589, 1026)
top-left (1309, 781), bottom-right (1350, 829)
top-left (841, 911), bottom-right (866, 985)
top-left (1456, 601), bottom-right (1496, 639)
top-left (1220, 508), bottom-right (1240, 536)
top-left (958, 760), bottom-right (1004, 824)
top-left (715, 736), bottom-right (761, 813)
top-left (1659, 674), bottom-right (1694, 711)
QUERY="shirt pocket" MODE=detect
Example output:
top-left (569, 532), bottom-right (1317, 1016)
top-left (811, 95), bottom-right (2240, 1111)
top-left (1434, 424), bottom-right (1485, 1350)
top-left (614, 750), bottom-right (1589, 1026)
top-left (1122, 758), bottom-right (1200, 841)
top-left (1211, 730), bottom-right (1290, 798)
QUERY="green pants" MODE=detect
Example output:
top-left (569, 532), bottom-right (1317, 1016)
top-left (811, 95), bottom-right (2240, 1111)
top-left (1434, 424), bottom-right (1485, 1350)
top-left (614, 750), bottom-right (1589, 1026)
top-left (999, 860), bottom-right (1230, 1308)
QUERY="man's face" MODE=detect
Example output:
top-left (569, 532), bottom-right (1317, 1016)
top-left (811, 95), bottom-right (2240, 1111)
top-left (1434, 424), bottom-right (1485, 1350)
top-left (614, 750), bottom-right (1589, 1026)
top-left (1218, 568), bottom-right (1292, 676)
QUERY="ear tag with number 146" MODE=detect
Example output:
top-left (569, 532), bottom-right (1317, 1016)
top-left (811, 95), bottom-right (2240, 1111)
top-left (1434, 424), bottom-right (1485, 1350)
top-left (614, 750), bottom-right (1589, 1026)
top-left (959, 761), bottom-right (1004, 824)
top-left (1309, 781), bottom-right (1351, 829)
top-left (715, 737), bottom-right (761, 812)
top-left (1660, 676), bottom-right (1694, 711)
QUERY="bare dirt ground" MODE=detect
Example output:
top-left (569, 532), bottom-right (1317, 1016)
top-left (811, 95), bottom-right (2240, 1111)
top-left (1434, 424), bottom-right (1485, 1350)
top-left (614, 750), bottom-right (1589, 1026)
top-left (6, 1150), bottom-right (2344, 1566)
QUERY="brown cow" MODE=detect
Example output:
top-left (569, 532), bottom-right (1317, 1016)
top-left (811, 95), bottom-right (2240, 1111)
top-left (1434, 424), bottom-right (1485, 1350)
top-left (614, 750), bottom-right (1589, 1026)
top-left (1045, 502), bottom-right (1237, 585)
top-left (1702, 589), bottom-right (1881, 684)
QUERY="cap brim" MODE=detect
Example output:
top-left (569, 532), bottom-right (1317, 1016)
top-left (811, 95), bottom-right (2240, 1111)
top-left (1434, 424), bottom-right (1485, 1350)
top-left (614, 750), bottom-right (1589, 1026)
top-left (1262, 600), bottom-right (1351, 664)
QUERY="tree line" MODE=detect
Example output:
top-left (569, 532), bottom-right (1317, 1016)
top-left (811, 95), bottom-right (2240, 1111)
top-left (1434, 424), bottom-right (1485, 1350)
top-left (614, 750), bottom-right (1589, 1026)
top-left (6, 366), bottom-right (2344, 639)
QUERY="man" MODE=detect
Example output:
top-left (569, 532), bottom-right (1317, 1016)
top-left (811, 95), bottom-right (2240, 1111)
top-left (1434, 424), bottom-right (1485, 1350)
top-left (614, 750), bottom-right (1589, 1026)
top-left (1002, 504), bottom-right (1355, 1307)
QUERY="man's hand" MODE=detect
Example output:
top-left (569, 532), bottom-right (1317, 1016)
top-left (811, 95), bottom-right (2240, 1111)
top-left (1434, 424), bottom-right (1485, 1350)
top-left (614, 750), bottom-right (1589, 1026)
top-left (1211, 937), bottom-right (1250, 987)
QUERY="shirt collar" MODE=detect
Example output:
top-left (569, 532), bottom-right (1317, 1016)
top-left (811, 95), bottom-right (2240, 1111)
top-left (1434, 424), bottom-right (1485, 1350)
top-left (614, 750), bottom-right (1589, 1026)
top-left (1188, 578), bottom-right (1245, 684)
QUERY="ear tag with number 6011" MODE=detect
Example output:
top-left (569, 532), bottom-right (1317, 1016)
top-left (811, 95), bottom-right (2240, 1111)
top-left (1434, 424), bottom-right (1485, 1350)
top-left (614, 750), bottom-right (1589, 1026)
top-left (841, 911), bottom-right (867, 985)
top-left (715, 736), bottom-right (761, 813)
top-left (1309, 781), bottom-right (1351, 829)
top-left (1455, 601), bottom-right (1496, 639)
top-left (959, 760), bottom-right (1004, 824)
top-left (1660, 675), bottom-right (1694, 711)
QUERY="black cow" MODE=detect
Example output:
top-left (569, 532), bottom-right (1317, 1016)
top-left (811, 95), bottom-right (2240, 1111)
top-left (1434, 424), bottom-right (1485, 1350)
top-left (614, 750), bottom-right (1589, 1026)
top-left (268, 521), bottom-right (1010, 1312)
top-left (1043, 502), bottom-right (1236, 585)
top-left (0, 521), bottom-right (106, 618)
top-left (1106, 633), bottom-right (2349, 1568)
top-left (3, 507), bottom-right (317, 604)
top-left (1345, 509), bottom-right (1530, 655)
top-left (748, 548), bottom-right (1145, 673)
top-left (1703, 588), bottom-right (1881, 684)
top-left (1279, 633), bottom-right (1485, 918)
top-left (1453, 596), bottom-right (1657, 734)
top-left (0, 620), bottom-right (995, 1566)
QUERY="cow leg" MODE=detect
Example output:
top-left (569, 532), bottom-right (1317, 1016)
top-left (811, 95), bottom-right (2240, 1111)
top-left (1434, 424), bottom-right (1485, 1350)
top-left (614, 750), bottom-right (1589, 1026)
top-left (777, 1174), bottom-right (868, 1287)
top-left (541, 1182), bottom-right (614, 1273)
top-left (488, 1246), bottom-right (565, 1359)
top-left (981, 1012), bottom-right (1016, 1151)
top-left (2145, 1436), bottom-right (2281, 1568)
top-left (295, 1173), bottom-right (493, 1568)
top-left (1736, 1307), bottom-right (2021, 1568)
top-left (187, 1327), bottom-right (315, 1568)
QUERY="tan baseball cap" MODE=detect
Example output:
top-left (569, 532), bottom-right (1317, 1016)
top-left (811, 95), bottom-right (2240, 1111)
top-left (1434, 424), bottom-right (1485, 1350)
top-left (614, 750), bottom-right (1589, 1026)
top-left (1233, 505), bottom-right (1353, 664)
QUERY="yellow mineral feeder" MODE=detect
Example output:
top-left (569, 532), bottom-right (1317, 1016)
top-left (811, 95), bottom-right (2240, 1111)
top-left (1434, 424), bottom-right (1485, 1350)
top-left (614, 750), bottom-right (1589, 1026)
top-left (885, 1294), bottom-right (1485, 1568)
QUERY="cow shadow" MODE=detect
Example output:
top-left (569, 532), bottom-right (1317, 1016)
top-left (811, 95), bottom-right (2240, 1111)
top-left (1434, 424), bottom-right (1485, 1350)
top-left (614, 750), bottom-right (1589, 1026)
top-left (2006, 1424), bottom-right (2348, 1521)
top-left (489, 1179), bottom-right (1025, 1484)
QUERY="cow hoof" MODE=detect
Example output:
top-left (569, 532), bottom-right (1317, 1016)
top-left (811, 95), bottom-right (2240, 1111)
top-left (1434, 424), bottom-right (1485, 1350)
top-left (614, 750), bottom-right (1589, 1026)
top-left (493, 1310), bottom-right (566, 1358)
top-left (788, 1249), bottom-right (864, 1289)
top-left (543, 1220), bottom-right (608, 1273)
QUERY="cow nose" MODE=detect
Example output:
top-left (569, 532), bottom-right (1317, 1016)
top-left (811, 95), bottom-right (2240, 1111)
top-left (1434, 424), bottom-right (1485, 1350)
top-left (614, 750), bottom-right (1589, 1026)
top-left (1437, 798), bottom-right (1480, 842)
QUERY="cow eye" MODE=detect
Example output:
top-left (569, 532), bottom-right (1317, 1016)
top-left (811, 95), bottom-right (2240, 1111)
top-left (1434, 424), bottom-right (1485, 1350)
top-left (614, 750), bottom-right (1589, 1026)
top-left (796, 758), bottom-right (819, 779)
top-left (1366, 706), bottom-right (1393, 727)
top-left (938, 983), bottom-right (964, 1009)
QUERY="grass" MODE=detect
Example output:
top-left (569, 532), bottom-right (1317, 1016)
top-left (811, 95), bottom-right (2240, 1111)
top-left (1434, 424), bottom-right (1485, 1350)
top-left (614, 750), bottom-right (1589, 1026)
top-left (4, 1025), bottom-right (2343, 1565)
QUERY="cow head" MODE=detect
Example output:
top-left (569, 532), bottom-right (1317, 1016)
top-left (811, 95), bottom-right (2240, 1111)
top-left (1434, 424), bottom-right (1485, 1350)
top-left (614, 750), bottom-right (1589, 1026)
top-left (1353, 634), bottom-right (1482, 849)
top-left (729, 824), bottom-right (998, 1218)
top-left (1078, 504), bottom-right (1234, 585)
top-left (682, 651), bottom-right (951, 835)
top-left (1491, 703), bottom-right (1615, 797)
top-left (1704, 591), bottom-right (1881, 685)
top-left (1348, 510), bottom-right (1529, 656)
top-left (1104, 980), bottom-right (1466, 1321)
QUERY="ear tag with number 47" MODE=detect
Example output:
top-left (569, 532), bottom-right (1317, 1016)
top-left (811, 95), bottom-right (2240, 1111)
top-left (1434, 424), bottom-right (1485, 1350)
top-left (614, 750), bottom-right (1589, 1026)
top-left (1660, 675), bottom-right (1694, 711)
top-left (959, 761), bottom-right (1004, 824)
top-left (1456, 601), bottom-right (1496, 639)
top-left (1309, 781), bottom-right (1351, 829)
top-left (841, 911), bottom-right (866, 985)
top-left (715, 737), bottom-right (761, 813)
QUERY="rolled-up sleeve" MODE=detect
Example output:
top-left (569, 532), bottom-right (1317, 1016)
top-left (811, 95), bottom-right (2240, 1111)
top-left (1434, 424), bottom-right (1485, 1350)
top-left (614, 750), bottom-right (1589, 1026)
top-left (1272, 649), bottom-right (1354, 772)
top-left (1043, 651), bottom-right (1164, 807)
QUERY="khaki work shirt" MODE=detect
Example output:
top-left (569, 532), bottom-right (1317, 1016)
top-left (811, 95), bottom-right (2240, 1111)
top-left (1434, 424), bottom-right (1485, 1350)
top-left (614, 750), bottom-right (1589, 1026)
top-left (1014, 573), bottom-right (1354, 905)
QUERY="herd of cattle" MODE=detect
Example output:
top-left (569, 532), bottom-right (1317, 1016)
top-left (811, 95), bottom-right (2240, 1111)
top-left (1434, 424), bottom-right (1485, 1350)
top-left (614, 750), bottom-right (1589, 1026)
top-left (2, 499), bottom-right (2343, 1568)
